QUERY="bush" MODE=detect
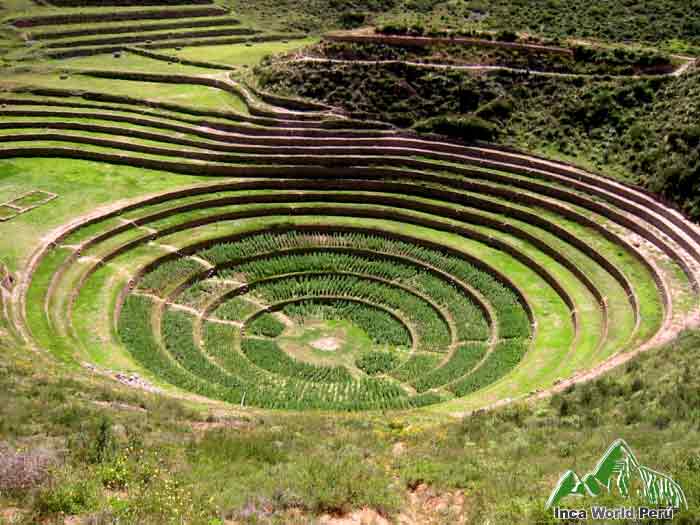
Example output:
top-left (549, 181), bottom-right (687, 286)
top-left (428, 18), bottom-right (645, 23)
top-left (34, 470), bottom-right (100, 516)
top-left (414, 115), bottom-right (498, 142)
top-left (378, 22), bottom-right (408, 35)
top-left (476, 97), bottom-right (514, 121)
top-left (0, 444), bottom-right (55, 493)
top-left (339, 12), bottom-right (366, 29)
top-left (284, 446), bottom-right (400, 515)
top-left (246, 313), bottom-right (286, 338)
top-left (68, 416), bottom-right (119, 465)
top-left (189, 429), bottom-right (286, 465)
top-left (496, 30), bottom-right (518, 42)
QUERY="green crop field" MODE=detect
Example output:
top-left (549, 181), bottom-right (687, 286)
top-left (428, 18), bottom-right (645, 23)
top-left (0, 0), bottom-right (698, 523)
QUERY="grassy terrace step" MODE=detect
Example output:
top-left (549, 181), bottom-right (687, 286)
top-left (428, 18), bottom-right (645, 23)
top-left (45, 33), bottom-right (306, 58)
top-left (0, 99), bottom-right (341, 132)
top-left (0, 104), bottom-right (373, 138)
top-left (45, 0), bottom-right (214, 6)
top-left (42, 25), bottom-right (260, 49)
top-left (59, 51), bottom-right (228, 74)
top-left (72, 69), bottom-right (330, 121)
top-left (123, 46), bottom-right (239, 71)
top-left (0, 90), bottom-right (386, 132)
top-left (8, 5), bottom-right (228, 28)
top-left (2, 78), bottom-right (251, 115)
top-left (411, 342), bottom-right (489, 393)
top-left (25, 16), bottom-right (242, 40)
top-left (7, 71), bottom-right (332, 122)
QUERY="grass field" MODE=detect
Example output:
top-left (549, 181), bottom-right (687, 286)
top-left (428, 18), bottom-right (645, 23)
top-left (173, 37), bottom-right (318, 66)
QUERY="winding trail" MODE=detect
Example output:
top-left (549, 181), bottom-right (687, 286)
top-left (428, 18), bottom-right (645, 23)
top-left (284, 54), bottom-right (696, 79)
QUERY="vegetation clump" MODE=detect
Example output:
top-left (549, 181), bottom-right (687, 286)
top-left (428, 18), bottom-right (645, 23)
top-left (414, 114), bottom-right (498, 142)
top-left (355, 351), bottom-right (400, 374)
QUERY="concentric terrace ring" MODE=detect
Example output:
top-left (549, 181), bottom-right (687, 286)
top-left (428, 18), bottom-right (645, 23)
top-left (5, 81), bottom-right (700, 412)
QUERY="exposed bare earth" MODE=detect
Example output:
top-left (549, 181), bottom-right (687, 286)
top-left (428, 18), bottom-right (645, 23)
top-left (310, 336), bottom-right (342, 351)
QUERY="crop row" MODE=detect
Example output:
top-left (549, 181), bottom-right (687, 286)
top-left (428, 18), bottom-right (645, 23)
top-left (409, 273), bottom-right (490, 341)
top-left (198, 229), bottom-right (527, 336)
top-left (323, 233), bottom-right (529, 336)
top-left (119, 294), bottom-right (427, 409)
top-left (448, 339), bottom-right (530, 397)
top-left (389, 353), bottom-right (444, 383)
top-left (224, 251), bottom-right (488, 340)
top-left (245, 274), bottom-right (451, 351)
top-left (162, 308), bottom-right (250, 390)
top-left (177, 278), bottom-right (231, 309)
top-left (411, 343), bottom-right (488, 393)
top-left (202, 322), bottom-right (416, 409)
top-left (240, 338), bottom-right (352, 384)
top-left (118, 295), bottom-right (248, 403)
top-left (139, 257), bottom-right (206, 297)
top-left (281, 299), bottom-right (412, 348)
top-left (245, 313), bottom-right (286, 338)
top-left (355, 351), bottom-right (401, 375)
top-left (227, 252), bottom-right (418, 282)
top-left (213, 296), bottom-right (257, 322)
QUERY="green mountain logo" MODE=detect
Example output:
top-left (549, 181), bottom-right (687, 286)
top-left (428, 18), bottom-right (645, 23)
top-left (546, 439), bottom-right (687, 510)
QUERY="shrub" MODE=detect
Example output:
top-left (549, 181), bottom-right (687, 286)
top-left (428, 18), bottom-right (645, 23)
top-left (339, 12), bottom-right (366, 29)
top-left (189, 429), bottom-right (286, 465)
top-left (0, 444), bottom-right (55, 493)
top-left (246, 313), bottom-right (286, 338)
top-left (283, 446), bottom-right (400, 515)
top-left (68, 415), bottom-right (119, 465)
top-left (378, 22), bottom-right (408, 35)
top-left (496, 30), bottom-right (518, 42)
top-left (476, 97), bottom-right (514, 121)
top-left (414, 115), bottom-right (498, 142)
top-left (33, 469), bottom-right (100, 517)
